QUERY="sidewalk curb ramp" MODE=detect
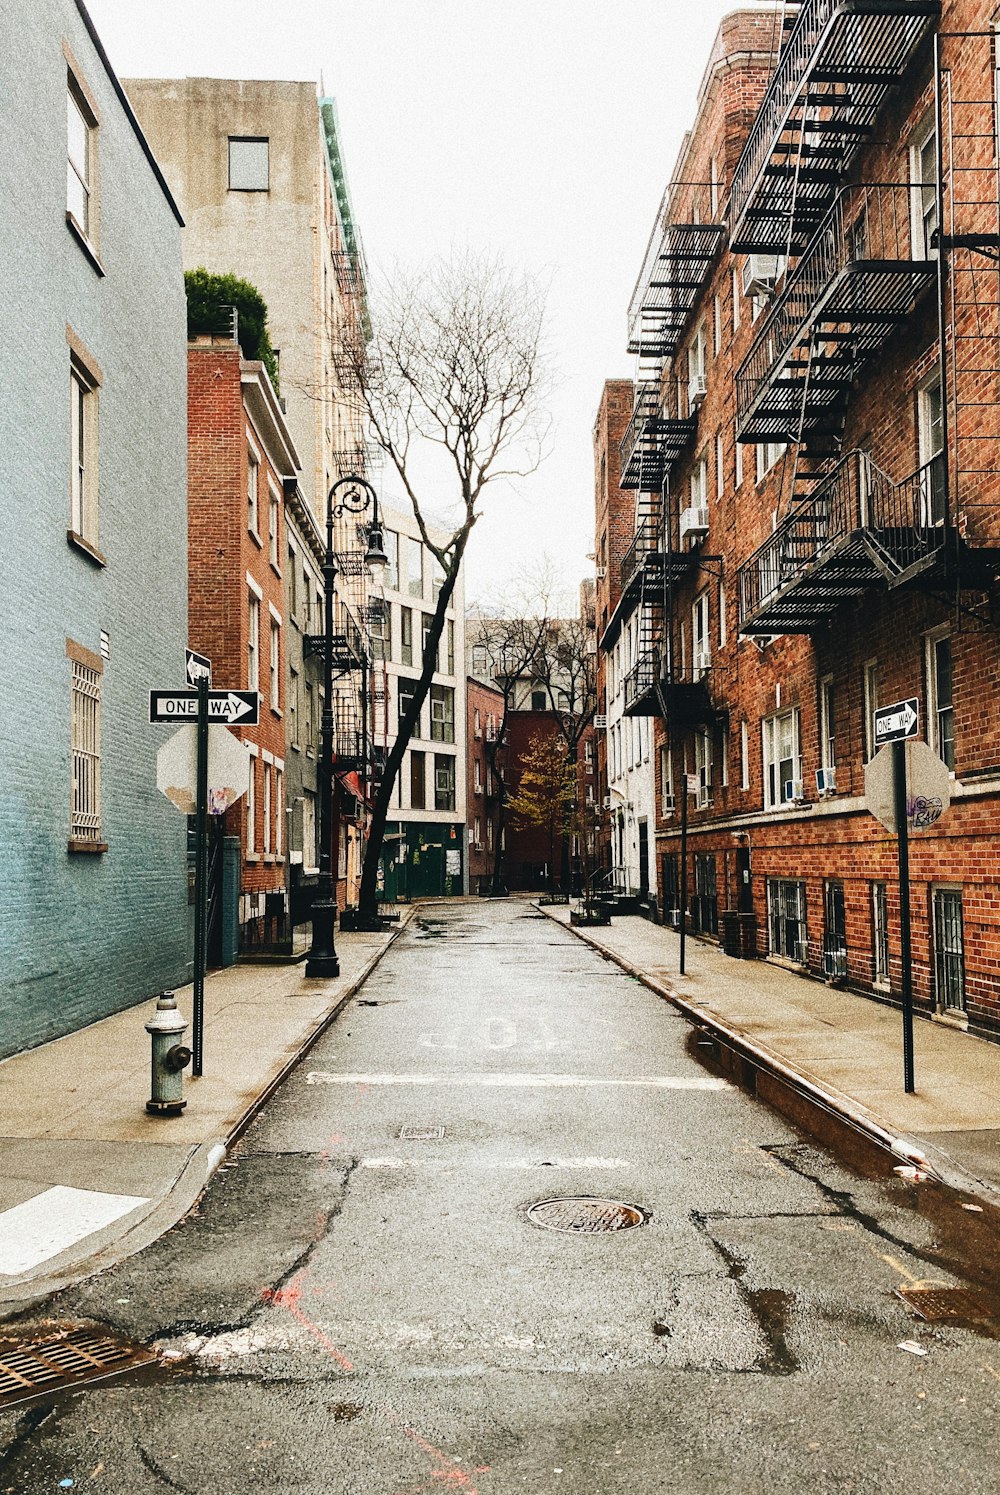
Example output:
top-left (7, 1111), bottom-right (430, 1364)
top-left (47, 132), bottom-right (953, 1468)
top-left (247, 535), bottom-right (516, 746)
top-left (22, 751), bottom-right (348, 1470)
top-left (543, 905), bottom-right (1000, 1210)
top-left (1, 913), bottom-right (412, 1311)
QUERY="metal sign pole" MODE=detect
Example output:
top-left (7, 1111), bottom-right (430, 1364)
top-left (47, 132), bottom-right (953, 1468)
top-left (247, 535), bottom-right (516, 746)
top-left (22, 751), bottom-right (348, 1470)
top-left (679, 786), bottom-right (688, 977)
top-left (192, 674), bottom-right (209, 1077)
top-left (892, 739), bottom-right (915, 1094)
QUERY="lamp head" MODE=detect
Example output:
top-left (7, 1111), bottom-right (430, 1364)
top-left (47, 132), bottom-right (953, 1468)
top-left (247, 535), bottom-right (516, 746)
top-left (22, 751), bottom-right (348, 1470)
top-left (364, 522), bottom-right (389, 571)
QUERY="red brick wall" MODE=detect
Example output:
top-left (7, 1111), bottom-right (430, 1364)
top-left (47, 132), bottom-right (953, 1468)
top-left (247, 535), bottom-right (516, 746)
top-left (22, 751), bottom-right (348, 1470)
top-left (466, 677), bottom-right (504, 885)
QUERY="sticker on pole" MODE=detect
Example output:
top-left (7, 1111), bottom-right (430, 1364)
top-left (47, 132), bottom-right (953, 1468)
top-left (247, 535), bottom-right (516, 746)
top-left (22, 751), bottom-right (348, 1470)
top-left (873, 697), bottom-right (919, 747)
top-left (864, 740), bottom-right (951, 835)
top-left (156, 726), bottom-right (251, 816)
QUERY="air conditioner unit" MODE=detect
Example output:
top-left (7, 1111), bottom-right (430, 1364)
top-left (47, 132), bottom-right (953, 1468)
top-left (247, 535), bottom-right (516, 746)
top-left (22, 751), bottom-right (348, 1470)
top-left (693, 648), bottom-right (711, 676)
top-left (473, 841), bottom-right (484, 853)
top-left (666, 908), bottom-right (681, 928)
top-left (603, 796), bottom-right (612, 809)
top-left (783, 779), bottom-right (806, 803)
top-left (688, 372), bottom-right (708, 407)
top-left (595, 566), bottom-right (607, 579)
top-left (594, 714), bottom-right (608, 729)
top-left (680, 504), bottom-right (709, 543)
top-left (816, 766), bottom-right (837, 795)
top-left (742, 253), bottom-right (780, 298)
top-left (586, 638), bottom-right (597, 655)
top-left (793, 940), bottom-right (809, 965)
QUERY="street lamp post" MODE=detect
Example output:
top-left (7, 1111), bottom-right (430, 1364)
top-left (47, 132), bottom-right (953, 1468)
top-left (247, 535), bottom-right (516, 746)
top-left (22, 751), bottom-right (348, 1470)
top-left (305, 474), bottom-right (387, 978)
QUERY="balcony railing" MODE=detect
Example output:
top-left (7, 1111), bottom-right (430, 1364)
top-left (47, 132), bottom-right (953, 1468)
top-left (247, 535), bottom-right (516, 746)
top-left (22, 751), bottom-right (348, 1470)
top-left (736, 183), bottom-right (936, 443)
top-left (729, 0), bottom-right (938, 252)
top-left (738, 449), bottom-right (946, 633)
top-left (623, 650), bottom-right (719, 722)
top-left (620, 383), bottom-right (697, 492)
top-left (627, 222), bottom-right (725, 358)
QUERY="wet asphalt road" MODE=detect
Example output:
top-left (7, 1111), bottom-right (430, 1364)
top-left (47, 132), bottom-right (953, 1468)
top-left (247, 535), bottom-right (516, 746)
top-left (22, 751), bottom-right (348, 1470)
top-left (2, 899), bottom-right (1000, 1494)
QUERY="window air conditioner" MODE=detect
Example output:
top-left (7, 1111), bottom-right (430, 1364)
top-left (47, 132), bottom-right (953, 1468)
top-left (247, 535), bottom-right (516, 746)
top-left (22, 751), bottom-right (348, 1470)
top-left (693, 648), bottom-right (711, 676)
top-left (594, 714), bottom-right (608, 729)
top-left (816, 766), bottom-right (837, 795)
top-left (680, 505), bottom-right (709, 543)
top-left (595, 566), bottom-right (607, 579)
top-left (742, 253), bottom-right (780, 298)
top-left (473, 842), bottom-right (483, 853)
top-left (603, 796), bottom-right (612, 809)
top-left (688, 372), bottom-right (708, 408)
top-left (793, 940), bottom-right (809, 965)
top-left (783, 779), bottom-right (805, 803)
top-left (666, 908), bottom-right (681, 928)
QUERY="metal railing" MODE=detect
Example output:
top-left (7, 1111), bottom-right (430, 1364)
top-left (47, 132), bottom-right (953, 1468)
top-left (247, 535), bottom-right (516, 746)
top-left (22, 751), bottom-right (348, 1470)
top-left (738, 449), bottom-right (946, 624)
top-left (736, 183), bottom-right (933, 433)
top-left (626, 221), bottom-right (725, 358)
top-left (729, 0), bottom-right (938, 243)
top-left (620, 514), bottom-right (663, 593)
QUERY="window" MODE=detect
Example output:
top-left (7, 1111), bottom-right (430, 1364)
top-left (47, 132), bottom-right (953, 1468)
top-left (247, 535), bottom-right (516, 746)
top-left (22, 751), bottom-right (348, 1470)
top-left (659, 744), bottom-right (673, 810)
top-left (289, 666), bottom-right (299, 748)
top-left (410, 750), bottom-right (426, 810)
top-left (474, 706), bottom-right (482, 738)
top-left (430, 684), bottom-right (455, 743)
top-left (688, 319), bottom-right (707, 401)
top-left (248, 593), bottom-right (260, 691)
top-left (399, 678), bottom-right (417, 733)
top-left (926, 629), bottom-right (955, 770)
top-left (246, 754), bottom-right (257, 856)
top-left (691, 454), bottom-right (708, 511)
top-left (694, 728), bottom-right (713, 808)
top-left (768, 879), bottom-right (807, 962)
top-left (692, 592), bottom-right (710, 677)
top-left (862, 660), bottom-right (879, 762)
top-left (67, 74), bottom-right (96, 240)
top-left (434, 754), bottom-right (456, 811)
top-left (384, 530), bottom-right (399, 590)
top-left (303, 573), bottom-right (312, 633)
top-left (268, 487), bottom-right (280, 567)
top-left (70, 650), bottom-right (102, 845)
top-left (719, 581), bottom-right (727, 648)
top-left (487, 814), bottom-right (494, 849)
top-left (398, 606), bottom-right (413, 667)
top-left (716, 432), bottom-right (724, 501)
top-left (823, 881), bottom-right (847, 980)
top-left (474, 757), bottom-right (483, 793)
top-left (474, 816), bottom-right (482, 846)
top-left (713, 294), bottom-right (722, 356)
top-left (732, 267), bottom-right (741, 332)
top-left (69, 352), bottom-right (99, 548)
top-left (447, 619), bottom-right (455, 676)
top-left (819, 676), bottom-right (836, 771)
top-left (741, 720), bottom-right (749, 790)
top-left (263, 762), bottom-right (272, 854)
top-left (287, 545), bottom-right (298, 617)
top-left (917, 374), bottom-right (946, 524)
top-left (910, 114), bottom-right (938, 258)
top-left (932, 887), bottom-right (965, 1011)
top-left (422, 612), bottom-right (433, 666)
top-left (721, 723), bottom-right (729, 789)
top-left (735, 432), bottom-right (743, 488)
top-left (531, 688), bottom-right (547, 711)
top-left (872, 882), bottom-right (890, 988)
top-left (302, 789), bottom-right (317, 871)
top-left (229, 136), bottom-right (269, 191)
top-left (408, 540), bottom-right (425, 599)
top-left (269, 618), bottom-right (280, 710)
top-left (756, 441), bottom-right (785, 483)
top-left (275, 768), bottom-right (283, 858)
top-left (432, 556), bottom-right (446, 600)
top-left (304, 681), bottom-right (314, 751)
top-left (369, 597), bottom-right (388, 662)
top-left (692, 854), bottom-right (718, 934)
top-left (472, 644), bottom-right (487, 677)
top-left (247, 444), bottom-right (260, 535)
top-left (763, 708), bottom-right (800, 807)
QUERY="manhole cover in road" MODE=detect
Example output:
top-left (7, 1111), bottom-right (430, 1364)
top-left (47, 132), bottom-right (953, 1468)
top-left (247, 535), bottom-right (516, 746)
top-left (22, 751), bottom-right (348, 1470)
top-left (0, 1326), bottom-right (155, 1410)
top-left (398, 1125), bottom-right (445, 1140)
top-left (526, 1197), bottom-right (650, 1234)
top-left (896, 1286), bottom-right (991, 1322)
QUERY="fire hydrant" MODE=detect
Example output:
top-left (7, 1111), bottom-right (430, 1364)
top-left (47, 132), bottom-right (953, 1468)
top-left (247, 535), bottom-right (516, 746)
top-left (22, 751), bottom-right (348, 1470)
top-left (145, 991), bottom-right (192, 1116)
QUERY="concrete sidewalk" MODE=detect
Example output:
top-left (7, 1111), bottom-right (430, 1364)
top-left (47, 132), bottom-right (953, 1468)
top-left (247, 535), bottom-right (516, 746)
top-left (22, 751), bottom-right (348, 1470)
top-left (0, 914), bottom-right (410, 1310)
top-left (545, 904), bottom-right (1000, 1205)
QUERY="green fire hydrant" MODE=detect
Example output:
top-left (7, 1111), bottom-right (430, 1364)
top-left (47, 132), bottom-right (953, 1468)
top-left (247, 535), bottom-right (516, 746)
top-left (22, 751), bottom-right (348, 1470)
top-left (145, 991), bottom-right (192, 1116)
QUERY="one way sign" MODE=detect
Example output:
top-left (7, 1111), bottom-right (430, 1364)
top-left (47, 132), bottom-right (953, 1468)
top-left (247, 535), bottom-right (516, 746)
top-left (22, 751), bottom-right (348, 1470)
top-left (149, 690), bottom-right (259, 725)
top-left (873, 697), bottom-right (919, 747)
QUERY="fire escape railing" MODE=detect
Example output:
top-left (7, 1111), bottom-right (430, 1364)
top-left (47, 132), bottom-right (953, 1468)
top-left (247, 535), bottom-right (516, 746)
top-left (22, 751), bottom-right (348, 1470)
top-left (627, 221), bottom-right (726, 359)
top-left (736, 183), bottom-right (935, 442)
top-left (729, 0), bottom-right (939, 253)
top-left (738, 449), bottom-right (946, 630)
top-left (620, 515), bottom-right (663, 593)
top-left (619, 383), bottom-right (698, 492)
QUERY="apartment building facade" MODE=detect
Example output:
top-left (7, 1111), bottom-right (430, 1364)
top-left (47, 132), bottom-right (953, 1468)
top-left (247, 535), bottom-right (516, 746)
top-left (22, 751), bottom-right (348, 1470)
top-left (0, 0), bottom-right (189, 1056)
top-left (371, 506), bottom-right (468, 900)
top-left (602, 2), bottom-right (1000, 1040)
top-left (126, 76), bottom-right (373, 909)
top-left (466, 676), bottom-right (505, 893)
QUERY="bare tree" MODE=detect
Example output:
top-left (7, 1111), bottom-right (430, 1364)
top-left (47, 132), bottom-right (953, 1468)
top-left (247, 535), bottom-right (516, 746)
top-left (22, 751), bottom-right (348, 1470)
top-left (340, 255), bottom-right (549, 920)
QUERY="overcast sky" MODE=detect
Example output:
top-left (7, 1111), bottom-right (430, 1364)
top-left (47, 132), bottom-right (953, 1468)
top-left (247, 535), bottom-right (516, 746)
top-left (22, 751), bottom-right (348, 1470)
top-left (87, 0), bottom-right (740, 608)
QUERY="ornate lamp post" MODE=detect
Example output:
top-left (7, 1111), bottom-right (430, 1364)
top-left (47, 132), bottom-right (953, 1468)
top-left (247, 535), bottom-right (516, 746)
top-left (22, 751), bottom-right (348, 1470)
top-left (305, 474), bottom-right (387, 977)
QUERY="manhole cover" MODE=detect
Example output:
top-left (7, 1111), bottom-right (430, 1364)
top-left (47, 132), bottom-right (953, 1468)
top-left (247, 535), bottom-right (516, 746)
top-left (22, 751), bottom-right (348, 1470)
top-left (896, 1286), bottom-right (991, 1322)
top-left (0, 1327), bottom-right (155, 1410)
top-left (526, 1197), bottom-right (649, 1234)
top-left (398, 1125), bottom-right (445, 1141)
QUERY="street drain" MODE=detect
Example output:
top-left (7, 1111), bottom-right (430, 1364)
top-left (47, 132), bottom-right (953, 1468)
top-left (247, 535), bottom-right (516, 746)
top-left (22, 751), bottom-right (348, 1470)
top-left (0, 1326), bottom-right (155, 1410)
top-left (526, 1197), bottom-right (650, 1234)
top-left (399, 1124), bottom-right (445, 1140)
top-left (896, 1286), bottom-right (991, 1323)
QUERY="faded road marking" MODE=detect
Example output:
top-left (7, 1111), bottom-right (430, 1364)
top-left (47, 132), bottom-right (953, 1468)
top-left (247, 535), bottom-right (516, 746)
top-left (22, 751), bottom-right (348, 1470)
top-left (305, 1070), bottom-right (729, 1091)
top-left (357, 1156), bottom-right (631, 1170)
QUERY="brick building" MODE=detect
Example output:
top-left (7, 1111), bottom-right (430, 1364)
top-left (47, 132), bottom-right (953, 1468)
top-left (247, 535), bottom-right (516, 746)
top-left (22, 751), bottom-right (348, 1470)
top-left (0, 0), bottom-right (189, 1057)
top-left (599, 2), bottom-right (1000, 1040)
top-left (466, 676), bottom-right (505, 893)
top-left (187, 339), bottom-right (300, 953)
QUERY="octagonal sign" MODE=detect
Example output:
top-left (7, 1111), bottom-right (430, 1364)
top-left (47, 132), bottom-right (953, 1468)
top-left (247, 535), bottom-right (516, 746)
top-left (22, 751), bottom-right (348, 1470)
top-left (156, 726), bottom-right (250, 816)
top-left (864, 740), bottom-right (951, 835)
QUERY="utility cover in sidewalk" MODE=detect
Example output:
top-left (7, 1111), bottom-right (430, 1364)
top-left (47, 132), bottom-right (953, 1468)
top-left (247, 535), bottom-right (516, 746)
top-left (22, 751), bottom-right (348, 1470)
top-left (398, 1125), bottom-right (445, 1140)
top-left (0, 1326), bottom-right (155, 1410)
top-left (526, 1197), bottom-right (649, 1233)
top-left (895, 1286), bottom-right (991, 1323)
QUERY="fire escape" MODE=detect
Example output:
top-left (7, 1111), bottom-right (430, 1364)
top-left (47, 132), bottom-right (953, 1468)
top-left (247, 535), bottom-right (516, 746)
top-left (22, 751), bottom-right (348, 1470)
top-left (730, 4), bottom-right (1000, 636)
top-left (608, 218), bottom-right (724, 722)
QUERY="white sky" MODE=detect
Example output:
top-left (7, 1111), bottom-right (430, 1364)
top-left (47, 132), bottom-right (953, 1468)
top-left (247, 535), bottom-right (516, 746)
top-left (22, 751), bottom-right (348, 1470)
top-left (87, 0), bottom-right (739, 607)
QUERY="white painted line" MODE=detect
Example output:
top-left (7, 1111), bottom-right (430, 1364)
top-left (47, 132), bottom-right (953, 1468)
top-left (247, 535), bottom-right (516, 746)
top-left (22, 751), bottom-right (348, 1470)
top-left (0, 1185), bottom-right (150, 1276)
top-left (305, 1070), bottom-right (728, 1091)
top-left (358, 1156), bottom-right (632, 1170)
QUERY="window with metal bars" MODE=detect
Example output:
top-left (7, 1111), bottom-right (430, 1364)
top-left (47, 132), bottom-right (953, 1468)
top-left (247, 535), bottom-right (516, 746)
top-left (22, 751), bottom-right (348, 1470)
top-left (768, 878), bottom-right (807, 963)
top-left (70, 658), bottom-right (102, 843)
top-left (932, 887), bottom-right (966, 1012)
top-left (872, 882), bottom-right (890, 989)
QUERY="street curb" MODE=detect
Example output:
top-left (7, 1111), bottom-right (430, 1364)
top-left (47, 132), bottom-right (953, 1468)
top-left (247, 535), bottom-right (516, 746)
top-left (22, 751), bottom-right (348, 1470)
top-left (0, 911), bottom-right (413, 1314)
top-left (541, 905), bottom-right (1000, 1209)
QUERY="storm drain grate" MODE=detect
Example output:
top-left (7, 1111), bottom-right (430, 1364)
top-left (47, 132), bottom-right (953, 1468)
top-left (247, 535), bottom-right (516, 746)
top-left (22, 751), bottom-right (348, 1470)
top-left (896, 1286), bottom-right (992, 1323)
top-left (398, 1125), bottom-right (445, 1141)
top-left (0, 1327), bottom-right (154, 1409)
top-left (526, 1197), bottom-right (650, 1234)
